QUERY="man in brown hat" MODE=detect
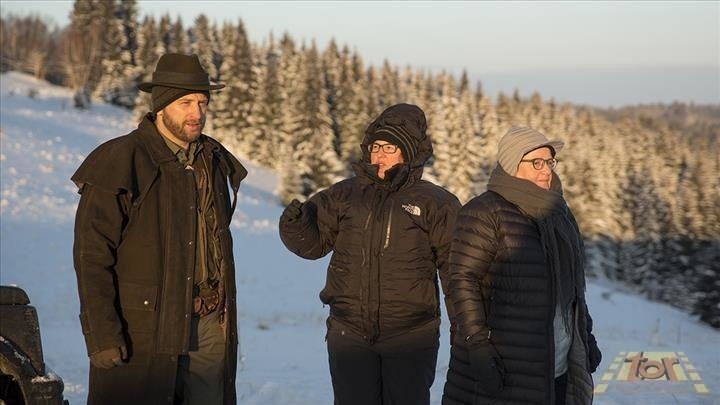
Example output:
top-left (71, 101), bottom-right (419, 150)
top-left (72, 53), bottom-right (247, 405)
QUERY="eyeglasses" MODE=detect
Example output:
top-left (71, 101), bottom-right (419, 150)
top-left (519, 158), bottom-right (558, 170)
top-left (368, 143), bottom-right (399, 154)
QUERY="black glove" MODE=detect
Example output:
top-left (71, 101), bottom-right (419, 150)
top-left (90, 344), bottom-right (127, 369)
top-left (587, 332), bottom-right (602, 373)
top-left (468, 342), bottom-right (505, 394)
top-left (280, 199), bottom-right (303, 223)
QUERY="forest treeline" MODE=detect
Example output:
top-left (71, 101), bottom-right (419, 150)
top-left (1, 1), bottom-right (718, 328)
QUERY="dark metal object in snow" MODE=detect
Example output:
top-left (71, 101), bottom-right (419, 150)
top-left (0, 285), bottom-right (67, 405)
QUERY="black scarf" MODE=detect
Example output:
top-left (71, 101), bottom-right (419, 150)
top-left (486, 165), bottom-right (584, 331)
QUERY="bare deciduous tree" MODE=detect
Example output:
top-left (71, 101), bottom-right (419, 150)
top-left (0, 14), bottom-right (53, 78)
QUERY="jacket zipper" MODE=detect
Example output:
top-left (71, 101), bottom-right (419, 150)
top-left (361, 210), bottom-right (373, 267)
top-left (361, 202), bottom-right (376, 342)
top-left (382, 204), bottom-right (393, 250)
top-left (547, 254), bottom-right (557, 404)
top-left (373, 199), bottom-right (393, 343)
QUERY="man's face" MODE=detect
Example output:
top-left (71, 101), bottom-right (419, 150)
top-left (157, 93), bottom-right (208, 147)
top-left (369, 140), bottom-right (404, 179)
top-left (515, 146), bottom-right (554, 190)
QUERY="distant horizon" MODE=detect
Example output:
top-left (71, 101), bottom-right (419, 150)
top-left (469, 66), bottom-right (719, 108)
top-left (2, 0), bottom-right (718, 107)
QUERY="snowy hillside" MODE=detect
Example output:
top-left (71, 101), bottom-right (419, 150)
top-left (1, 72), bottom-right (718, 404)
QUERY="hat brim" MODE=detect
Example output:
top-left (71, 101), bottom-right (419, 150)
top-left (528, 140), bottom-right (564, 155)
top-left (138, 81), bottom-right (225, 93)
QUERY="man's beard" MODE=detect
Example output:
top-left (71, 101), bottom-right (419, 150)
top-left (161, 112), bottom-right (205, 144)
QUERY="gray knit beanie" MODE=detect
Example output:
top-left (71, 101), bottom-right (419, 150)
top-left (497, 126), bottom-right (564, 175)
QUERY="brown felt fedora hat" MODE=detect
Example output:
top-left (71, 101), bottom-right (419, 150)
top-left (138, 53), bottom-right (224, 92)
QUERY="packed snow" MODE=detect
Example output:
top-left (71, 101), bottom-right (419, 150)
top-left (1, 72), bottom-right (718, 404)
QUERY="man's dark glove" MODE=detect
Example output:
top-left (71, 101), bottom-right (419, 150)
top-left (90, 345), bottom-right (127, 369)
top-left (587, 332), bottom-right (602, 373)
top-left (468, 341), bottom-right (505, 394)
top-left (280, 199), bottom-right (303, 223)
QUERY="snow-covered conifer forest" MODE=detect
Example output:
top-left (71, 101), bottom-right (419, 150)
top-left (1, 0), bottom-right (718, 332)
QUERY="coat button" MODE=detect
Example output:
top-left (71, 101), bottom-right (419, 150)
top-left (143, 300), bottom-right (149, 306)
top-left (188, 241), bottom-right (193, 246)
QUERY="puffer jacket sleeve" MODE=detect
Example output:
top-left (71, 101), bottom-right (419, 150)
top-left (73, 184), bottom-right (128, 356)
top-left (428, 193), bottom-right (462, 329)
top-left (279, 186), bottom-right (341, 260)
top-left (585, 302), bottom-right (602, 372)
top-left (448, 197), bottom-right (499, 343)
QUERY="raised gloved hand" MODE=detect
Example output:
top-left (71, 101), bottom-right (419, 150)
top-left (468, 341), bottom-right (505, 394)
top-left (280, 199), bottom-right (304, 223)
top-left (90, 345), bottom-right (127, 369)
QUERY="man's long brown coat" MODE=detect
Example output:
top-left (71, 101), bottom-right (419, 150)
top-left (72, 114), bottom-right (246, 404)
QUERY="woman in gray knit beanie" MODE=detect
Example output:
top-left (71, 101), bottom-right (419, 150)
top-left (443, 126), bottom-right (601, 405)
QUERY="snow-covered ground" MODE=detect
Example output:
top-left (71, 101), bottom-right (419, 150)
top-left (1, 72), bottom-right (718, 404)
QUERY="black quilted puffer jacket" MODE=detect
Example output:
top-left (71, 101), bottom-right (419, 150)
top-left (442, 190), bottom-right (600, 405)
top-left (280, 104), bottom-right (461, 342)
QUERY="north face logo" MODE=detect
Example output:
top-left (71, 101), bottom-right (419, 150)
top-left (402, 203), bottom-right (421, 216)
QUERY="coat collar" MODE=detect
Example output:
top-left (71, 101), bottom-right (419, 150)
top-left (137, 113), bottom-right (247, 214)
top-left (137, 113), bottom-right (229, 166)
top-left (137, 113), bottom-right (179, 165)
top-left (351, 161), bottom-right (423, 192)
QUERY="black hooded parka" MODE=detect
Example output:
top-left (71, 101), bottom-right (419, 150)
top-left (279, 104), bottom-right (461, 343)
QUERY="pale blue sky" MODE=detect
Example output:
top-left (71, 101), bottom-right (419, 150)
top-left (2, 0), bottom-right (718, 106)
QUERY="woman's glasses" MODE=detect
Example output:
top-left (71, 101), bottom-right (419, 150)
top-left (519, 158), bottom-right (558, 170)
top-left (368, 143), bottom-right (399, 154)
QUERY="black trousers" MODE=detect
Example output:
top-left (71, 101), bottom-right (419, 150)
top-left (554, 373), bottom-right (568, 405)
top-left (326, 318), bottom-right (440, 405)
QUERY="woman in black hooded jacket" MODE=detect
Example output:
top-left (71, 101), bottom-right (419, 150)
top-left (279, 104), bottom-right (461, 405)
top-left (442, 127), bottom-right (602, 405)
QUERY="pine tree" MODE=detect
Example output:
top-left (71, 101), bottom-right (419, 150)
top-left (682, 137), bottom-right (720, 326)
top-left (131, 16), bottom-right (161, 122)
top-left (157, 14), bottom-right (172, 54)
top-left (495, 91), bottom-right (518, 126)
top-left (64, 0), bottom-right (114, 108)
top-left (429, 74), bottom-right (481, 202)
top-left (170, 17), bottom-right (190, 54)
top-left (295, 41), bottom-right (344, 194)
top-left (94, 0), bottom-right (139, 108)
top-left (191, 15), bottom-right (219, 81)
top-left (276, 33), bottom-right (306, 204)
top-left (191, 15), bottom-right (221, 132)
top-left (331, 45), bottom-right (369, 172)
top-left (364, 66), bottom-right (381, 126)
top-left (403, 69), bottom-right (427, 107)
top-left (251, 33), bottom-right (283, 168)
top-left (375, 60), bottom-right (400, 110)
top-left (474, 93), bottom-right (501, 192)
top-left (213, 19), bottom-right (255, 160)
top-left (322, 39), bottom-right (342, 158)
